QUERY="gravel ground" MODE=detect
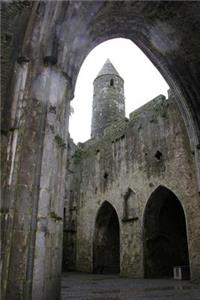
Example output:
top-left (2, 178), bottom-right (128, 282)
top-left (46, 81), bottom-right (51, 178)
top-left (61, 272), bottom-right (200, 300)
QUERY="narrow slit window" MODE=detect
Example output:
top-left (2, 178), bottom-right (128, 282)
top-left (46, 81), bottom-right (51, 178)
top-left (110, 79), bottom-right (114, 86)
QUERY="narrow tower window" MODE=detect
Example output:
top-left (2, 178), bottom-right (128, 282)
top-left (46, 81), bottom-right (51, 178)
top-left (110, 79), bottom-right (114, 86)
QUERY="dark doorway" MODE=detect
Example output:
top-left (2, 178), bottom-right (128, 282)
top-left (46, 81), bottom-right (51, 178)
top-left (93, 201), bottom-right (120, 274)
top-left (143, 186), bottom-right (190, 278)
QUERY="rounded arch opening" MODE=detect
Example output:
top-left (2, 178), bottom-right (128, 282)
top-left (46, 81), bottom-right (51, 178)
top-left (143, 186), bottom-right (190, 279)
top-left (69, 38), bottom-right (169, 144)
top-left (93, 201), bottom-right (120, 274)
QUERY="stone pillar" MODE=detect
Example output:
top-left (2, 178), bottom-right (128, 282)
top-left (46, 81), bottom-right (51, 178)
top-left (1, 59), bottom-right (31, 300)
top-left (1, 60), bottom-right (72, 300)
top-left (31, 65), bottom-right (71, 300)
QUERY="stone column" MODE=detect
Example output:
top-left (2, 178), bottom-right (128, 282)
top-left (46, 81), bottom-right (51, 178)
top-left (31, 64), bottom-right (72, 300)
top-left (1, 60), bottom-right (72, 300)
top-left (1, 59), bottom-right (31, 300)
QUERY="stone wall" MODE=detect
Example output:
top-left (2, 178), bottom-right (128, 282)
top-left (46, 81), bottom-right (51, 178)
top-left (1, 60), bottom-right (72, 300)
top-left (66, 94), bottom-right (200, 280)
top-left (1, 1), bottom-right (32, 131)
top-left (1, 2), bottom-right (200, 298)
top-left (63, 137), bottom-right (77, 271)
top-left (1, 3), bottom-right (73, 299)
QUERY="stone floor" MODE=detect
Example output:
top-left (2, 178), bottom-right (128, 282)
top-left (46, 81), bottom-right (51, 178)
top-left (61, 272), bottom-right (200, 300)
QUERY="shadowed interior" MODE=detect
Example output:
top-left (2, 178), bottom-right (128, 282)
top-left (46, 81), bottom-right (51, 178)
top-left (93, 201), bottom-right (120, 274)
top-left (144, 186), bottom-right (190, 278)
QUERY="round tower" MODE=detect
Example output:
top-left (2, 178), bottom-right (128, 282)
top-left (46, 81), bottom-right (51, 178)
top-left (91, 59), bottom-right (125, 138)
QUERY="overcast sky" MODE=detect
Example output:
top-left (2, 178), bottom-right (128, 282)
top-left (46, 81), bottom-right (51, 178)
top-left (69, 38), bottom-right (169, 144)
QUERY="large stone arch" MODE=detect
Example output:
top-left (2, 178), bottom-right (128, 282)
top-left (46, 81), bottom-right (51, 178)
top-left (1, 2), bottom-right (200, 299)
top-left (31, 1), bottom-right (200, 187)
top-left (143, 186), bottom-right (190, 279)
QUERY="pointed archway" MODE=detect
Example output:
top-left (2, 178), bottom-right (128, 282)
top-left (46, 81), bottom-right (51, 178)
top-left (143, 186), bottom-right (190, 278)
top-left (93, 201), bottom-right (120, 274)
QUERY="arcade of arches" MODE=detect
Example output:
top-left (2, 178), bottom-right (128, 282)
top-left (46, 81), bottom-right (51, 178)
top-left (1, 1), bottom-right (200, 300)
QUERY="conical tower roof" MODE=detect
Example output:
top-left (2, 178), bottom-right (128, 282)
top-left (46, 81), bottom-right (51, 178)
top-left (97, 59), bottom-right (120, 78)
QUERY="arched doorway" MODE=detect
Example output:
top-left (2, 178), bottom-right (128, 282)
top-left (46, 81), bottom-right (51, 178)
top-left (93, 201), bottom-right (120, 274)
top-left (143, 186), bottom-right (190, 278)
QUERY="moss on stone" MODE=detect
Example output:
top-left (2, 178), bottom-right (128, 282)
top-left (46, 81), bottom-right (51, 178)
top-left (50, 211), bottom-right (62, 221)
top-left (55, 134), bottom-right (66, 148)
top-left (73, 149), bottom-right (83, 164)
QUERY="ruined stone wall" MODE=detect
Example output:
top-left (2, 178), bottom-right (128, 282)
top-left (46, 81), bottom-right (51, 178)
top-left (63, 137), bottom-right (78, 271)
top-left (67, 94), bottom-right (200, 280)
top-left (1, 3), bottom-right (73, 299)
top-left (1, 61), bottom-right (71, 300)
top-left (1, 2), bottom-right (200, 298)
top-left (1, 1), bottom-right (32, 131)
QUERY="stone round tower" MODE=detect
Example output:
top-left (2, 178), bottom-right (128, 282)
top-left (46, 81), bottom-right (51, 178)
top-left (91, 59), bottom-right (125, 138)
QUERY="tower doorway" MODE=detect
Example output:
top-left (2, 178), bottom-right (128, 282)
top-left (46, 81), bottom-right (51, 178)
top-left (143, 186), bottom-right (190, 278)
top-left (93, 201), bottom-right (120, 274)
